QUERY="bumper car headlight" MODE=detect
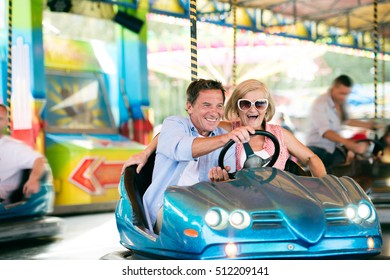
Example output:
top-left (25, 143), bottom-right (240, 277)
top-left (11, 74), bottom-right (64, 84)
top-left (346, 206), bottom-right (356, 220)
top-left (229, 210), bottom-right (251, 229)
top-left (225, 242), bottom-right (238, 258)
top-left (346, 202), bottom-right (375, 223)
top-left (205, 208), bottom-right (228, 230)
top-left (357, 203), bottom-right (371, 220)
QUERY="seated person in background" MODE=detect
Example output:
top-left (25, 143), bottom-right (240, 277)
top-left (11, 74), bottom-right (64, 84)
top-left (123, 79), bottom-right (326, 179)
top-left (142, 79), bottom-right (254, 233)
top-left (305, 75), bottom-right (377, 171)
top-left (0, 104), bottom-right (46, 204)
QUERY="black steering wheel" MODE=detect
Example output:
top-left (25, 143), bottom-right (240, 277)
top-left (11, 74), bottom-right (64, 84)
top-left (218, 130), bottom-right (280, 178)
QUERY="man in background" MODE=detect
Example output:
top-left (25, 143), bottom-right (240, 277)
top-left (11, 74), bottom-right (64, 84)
top-left (306, 75), bottom-right (375, 171)
top-left (0, 104), bottom-right (46, 204)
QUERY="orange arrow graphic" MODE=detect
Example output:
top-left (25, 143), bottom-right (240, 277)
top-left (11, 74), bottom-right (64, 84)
top-left (70, 158), bottom-right (96, 193)
top-left (93, 162), bottom-right (123, 188)
top-left (70, 157), bottom-right (124, 194)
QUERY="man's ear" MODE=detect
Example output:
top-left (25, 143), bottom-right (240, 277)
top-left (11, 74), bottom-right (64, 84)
top-left (186, 101), bottom-right (192, 113)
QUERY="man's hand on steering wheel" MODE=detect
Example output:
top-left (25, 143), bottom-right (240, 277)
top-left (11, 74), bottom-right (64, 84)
top-left (224, 126), bottom-right (255, 144)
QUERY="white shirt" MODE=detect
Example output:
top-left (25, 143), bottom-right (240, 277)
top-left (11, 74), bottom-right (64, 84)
top-left (239, 149), bottom-right (270, 167)
top-left (306, 92), bottom-right (346, 153)
top-left (177, 160), bottom-right (200, 186)
top-left (0, 136), bottom-right (43, 202)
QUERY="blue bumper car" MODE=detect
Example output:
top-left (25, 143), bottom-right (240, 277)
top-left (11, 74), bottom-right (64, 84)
top-left (0, 169), bottom-right (64, 243)
top-left (115, 131), bottom-right (382, 259)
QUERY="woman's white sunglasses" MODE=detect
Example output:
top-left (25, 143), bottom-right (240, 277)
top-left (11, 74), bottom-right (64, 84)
top-left (237, 99), bottom-right (268, 112)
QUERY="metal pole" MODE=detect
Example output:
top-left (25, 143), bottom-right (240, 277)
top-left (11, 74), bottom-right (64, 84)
top-left (373, 0), bottom-right (378, 123)
top-left (6, 0), bottom-right (12, 134)
top-left (382, 31), bottom-right (386, 120)
top-left (190, 0), bottom-right (197, 81)
top-left (232, 0), bottom-right (237, 87)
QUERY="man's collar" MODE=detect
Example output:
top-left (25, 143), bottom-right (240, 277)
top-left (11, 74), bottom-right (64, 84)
top-left (326, 90), bottom-right (336, 108)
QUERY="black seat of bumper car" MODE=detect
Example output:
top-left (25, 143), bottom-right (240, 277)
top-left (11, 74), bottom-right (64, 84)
top-left (8, 169), bottom-right (31, 204)
top-left (123, 151), bottom-right (156, 229)
top-left (284, 159), bottom-right (310, 176)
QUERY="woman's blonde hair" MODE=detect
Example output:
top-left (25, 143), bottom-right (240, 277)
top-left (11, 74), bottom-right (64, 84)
top-left (224, 79), bottom-right (275, 122)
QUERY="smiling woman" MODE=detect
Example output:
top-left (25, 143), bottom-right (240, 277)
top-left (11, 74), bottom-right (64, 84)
top-left (216, 79), bottom-right (326, 177)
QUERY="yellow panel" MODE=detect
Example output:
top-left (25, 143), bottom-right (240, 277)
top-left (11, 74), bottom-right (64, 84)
top-left (225, 7), bottom-right (253, 27)
top-left (55, 148), bottom-right (143, 206)
top-left (152, 0), bottom-right (185, 14)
